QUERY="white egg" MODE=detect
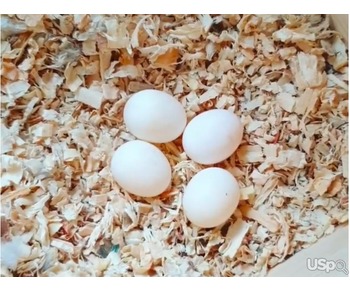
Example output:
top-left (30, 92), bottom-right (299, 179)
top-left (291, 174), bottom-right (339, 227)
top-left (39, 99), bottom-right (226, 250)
top-left (183, 167), bottom-right (240, 228)
top-left (182, 109), bottom-right (243, 165)
top-left (123, 89), bottom-right (187, 143)
top-left (110, 140), bottom-right (171, 197)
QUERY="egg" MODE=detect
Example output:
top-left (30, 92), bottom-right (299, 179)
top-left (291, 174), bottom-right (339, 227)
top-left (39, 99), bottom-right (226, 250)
top-left (110, 140), bottom-right (172, 197)
top-left (182, 167), bottom-right (240, 228)
top-left (182, 109), bottom-right (243, 165)
top-left (123, 89), bottom-right (187, 143)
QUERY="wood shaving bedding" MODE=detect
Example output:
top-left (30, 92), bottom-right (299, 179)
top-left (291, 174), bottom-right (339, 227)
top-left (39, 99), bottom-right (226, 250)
top-left (0, 14), bottom-right (348, 277)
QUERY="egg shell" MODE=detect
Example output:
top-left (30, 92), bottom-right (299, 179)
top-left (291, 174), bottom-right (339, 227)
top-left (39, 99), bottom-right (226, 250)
top-left (182, 109), bottom-right (243, 165)
top-left (110, 140), bottom-right (172, 197)
top-left (123, 89), bottom-right (187, 143)
top-left (183, 167), bottom-right (240, 228)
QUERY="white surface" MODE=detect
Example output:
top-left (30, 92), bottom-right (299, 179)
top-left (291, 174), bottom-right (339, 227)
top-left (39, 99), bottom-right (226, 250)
top-left (110, 140), bottom-right (172, 197)
top-left (183, 168), bottom-right (240, 228)
top-left (124, 89), bottom-right (187, 143)
top-left (182, 109), bottom-right (243, 165)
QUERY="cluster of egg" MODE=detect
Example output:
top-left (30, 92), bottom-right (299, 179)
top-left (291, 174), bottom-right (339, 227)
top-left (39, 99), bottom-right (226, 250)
top-left (111, 90), bottom-right (243, 228)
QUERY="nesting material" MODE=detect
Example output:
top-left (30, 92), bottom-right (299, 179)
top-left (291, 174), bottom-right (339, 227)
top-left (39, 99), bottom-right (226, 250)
top-left (0, 14), bottom-right (348, 277)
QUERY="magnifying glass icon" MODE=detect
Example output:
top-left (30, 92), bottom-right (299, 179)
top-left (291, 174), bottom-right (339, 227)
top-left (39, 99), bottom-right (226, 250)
top-left (335, 260), bottom-right (349, 275)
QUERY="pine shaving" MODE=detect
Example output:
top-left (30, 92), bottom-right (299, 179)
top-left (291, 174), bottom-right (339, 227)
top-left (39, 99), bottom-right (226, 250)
top-left (75, 87), bottom-right (104, 109)
top-left (241, 205), bottom-right (280, 233)
top-left (1, 14), bottom-right (348, 277)
top-left (219, 219), bottom-right (251, 259)
top-left (237, 145), bottom-right (264, 163)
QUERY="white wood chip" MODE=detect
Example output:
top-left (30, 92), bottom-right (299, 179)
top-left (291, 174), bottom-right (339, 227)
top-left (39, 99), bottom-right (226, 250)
top-left (1, 235), bottom-right (31, 270)
top-left (63, 149), bottom-right (80, 161)
top-left (5, 80), bottom-right (30, 99)
top-left (237, 145), bottom-right (264, 163)
top-left (240, 185), bottom-right (255, 200)
top-left (75, 87), bottom-right (103, 109)
top-left (241, 205), bottom-right (280, 233)
top-left (246, 120), bottom-right (264, 133)
top-left (1, 155), bottom-right (23, 187)
top-left (31, 123), bottom-right (54, 138)
top-left (51, 239), bottom-right (75, 254)
top-left (199, 86), bottom-right (220, 104)
top-left (342, 154), bottom-right (348, 178)
top-left (276, 92), bottom-right (295, 113)
top-left (219, 219), bottom-right (251, 259)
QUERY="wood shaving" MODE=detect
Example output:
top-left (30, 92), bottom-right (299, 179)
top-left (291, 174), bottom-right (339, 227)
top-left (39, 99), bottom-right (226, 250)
top-left (219, 219), bottom-right (251, 259)
top-left (1, 235), bottom-right (32, 270)
top-left (1, 216), bottom-right (9, 238)
top-left (0, 14), bottom-right (348, 277)
top-left (276, 92), bottom-right (295, 113)
top-left (241, 205), bottom-right (280, 233)
top-left (75, 87), bottom-right (104, 109)
top-left (237, 145), bottom-right (264, 163)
